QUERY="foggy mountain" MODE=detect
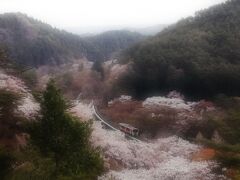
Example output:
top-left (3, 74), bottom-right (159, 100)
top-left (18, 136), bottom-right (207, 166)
top-left (126, 24), bottom-right (168, 36)
top-left (120, 0), bottom-right (240, 99)
top-left (67, 24), bottom-right (167, 36)
top-left (0, 13), bottom-right (144, 67)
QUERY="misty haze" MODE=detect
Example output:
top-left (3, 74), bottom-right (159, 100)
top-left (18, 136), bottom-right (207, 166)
top-left (0, 0), bottom-right (240, 180)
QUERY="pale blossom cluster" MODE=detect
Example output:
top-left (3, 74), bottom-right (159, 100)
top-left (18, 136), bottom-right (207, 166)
top-left (108, 95), bottom-right (132, 105)
top-left (92, 121), bottom-right (198, 168)
top-left (0, 71), bottom-right (27, 93)
top-left (73, 102), bottom-right (223, 180)
top-left (71, 101), bottom-right (93, 121)
top-left (18, 95), bottom-right (40, 118)
top-left (93, 120), bottom-right (224, 180)
top-left (100, 158), bottom-right (223, 180)
top-left (0, 71), bottom-right (39, 118)
top-left (143, 96), bottom-right (196, 110)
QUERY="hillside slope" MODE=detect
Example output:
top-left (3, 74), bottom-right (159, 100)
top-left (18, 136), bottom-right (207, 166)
top-left (0, 13), bottom-right (144, 66)
top-left (128, 24), bottom-right (167, 35)
top-left (86, 30), bottom-right (144, 61)
top-left (121, 0), bottom-right (240, 99)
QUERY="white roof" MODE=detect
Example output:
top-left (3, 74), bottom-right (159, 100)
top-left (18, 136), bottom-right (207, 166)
top-left (119, 123), bottom-right (138, 130)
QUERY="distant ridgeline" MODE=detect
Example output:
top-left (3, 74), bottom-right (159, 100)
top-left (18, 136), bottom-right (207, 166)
top-left (0, 13), bottom-right (144, 67)
top-left (120, 0), bottom-right (240, 99)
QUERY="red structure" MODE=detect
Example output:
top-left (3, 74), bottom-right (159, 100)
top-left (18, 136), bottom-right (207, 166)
top-left (119, 123), bottom-right (139, 137)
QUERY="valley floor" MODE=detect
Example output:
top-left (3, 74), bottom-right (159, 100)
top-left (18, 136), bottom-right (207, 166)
top-left (72, 102), bottom-right (226, 180)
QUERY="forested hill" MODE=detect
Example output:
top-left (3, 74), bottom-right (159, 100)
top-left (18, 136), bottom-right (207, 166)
top-left (120, 0), bottom-right (240, 99)
top-left (85, 30), bottom-right (144, 61)
top-left (0, 13), bottom-right (144, 67)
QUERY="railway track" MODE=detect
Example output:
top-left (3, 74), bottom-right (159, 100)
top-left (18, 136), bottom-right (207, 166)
top-left (92, 105), bottom-right (142, 142)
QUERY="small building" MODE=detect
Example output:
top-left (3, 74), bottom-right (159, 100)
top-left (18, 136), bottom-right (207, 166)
top-left (119, 123), bottom-right (139, 137)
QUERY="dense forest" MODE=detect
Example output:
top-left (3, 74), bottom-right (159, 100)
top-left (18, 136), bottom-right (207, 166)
top-left (86, 30), bottom-right (144, 61)
top-left (120, 0), bottom-right (240, 99)
top-left (0, 13), bottom-right (144, 67)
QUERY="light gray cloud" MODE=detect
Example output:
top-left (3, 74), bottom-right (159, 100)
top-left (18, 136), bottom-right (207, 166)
top-left (0, 0), bottom-right (227, 31)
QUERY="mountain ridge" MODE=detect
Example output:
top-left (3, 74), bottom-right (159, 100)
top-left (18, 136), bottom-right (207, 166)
top-left (120, 0), bottom-right (240, 99)
top-left (0, 13), bottom-right (144, 67)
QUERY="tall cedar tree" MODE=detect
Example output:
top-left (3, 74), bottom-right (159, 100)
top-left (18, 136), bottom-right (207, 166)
top-left (29, 80), bottom-right (103, 179)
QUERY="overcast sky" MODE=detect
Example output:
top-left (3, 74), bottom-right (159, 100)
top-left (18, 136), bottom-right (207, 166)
top-left (0, 0), bottom-right (227, 33)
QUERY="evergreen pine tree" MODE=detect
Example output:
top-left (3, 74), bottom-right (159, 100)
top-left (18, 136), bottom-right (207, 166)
top-left (29, 80), bottom-right (103, 178)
